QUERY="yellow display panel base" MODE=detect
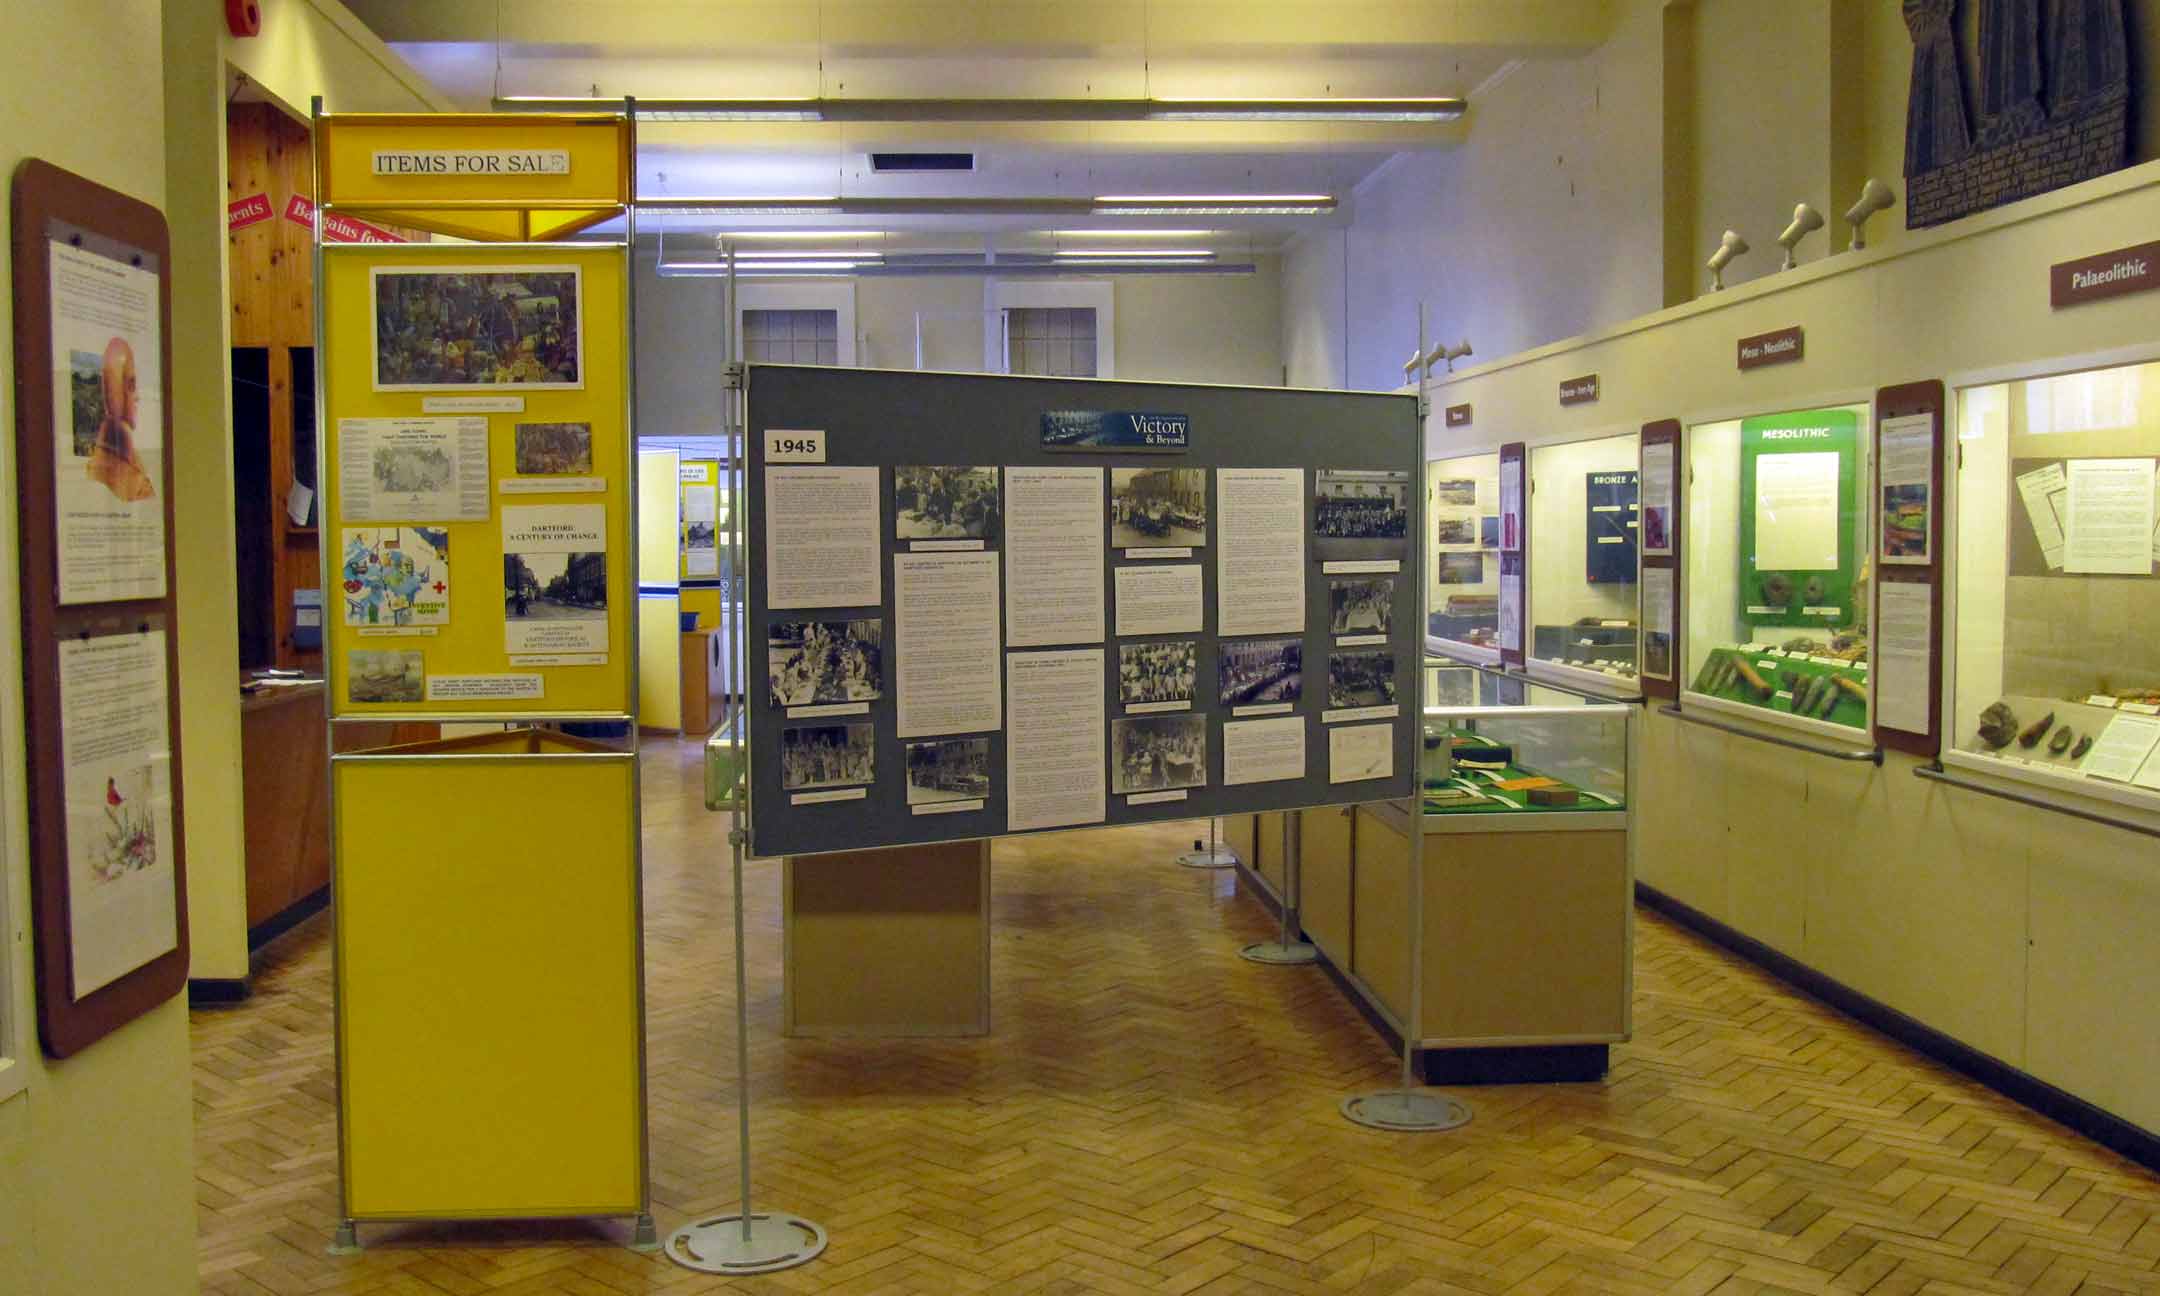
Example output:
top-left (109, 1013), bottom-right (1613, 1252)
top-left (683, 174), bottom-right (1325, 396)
top-left (334, 741), bottom-right (643, 1218)
top-left (321, 243), bottom-right (631, 718)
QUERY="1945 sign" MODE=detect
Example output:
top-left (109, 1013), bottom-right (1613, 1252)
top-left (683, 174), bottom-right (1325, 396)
top-left (372, 149), bottom-right (572, 177)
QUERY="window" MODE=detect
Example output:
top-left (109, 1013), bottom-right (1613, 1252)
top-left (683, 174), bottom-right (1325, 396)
top-left (742, 309), bottom-right (839, 365)
top-left (1004, 307), bottom-right (1098, 377)
top-left (1950, 359), bottom-right (2160, 806)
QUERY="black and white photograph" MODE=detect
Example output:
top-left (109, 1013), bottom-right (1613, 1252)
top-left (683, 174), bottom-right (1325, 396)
top-left (372, 266), bottom-right (582, 390)
top-left (781, 722), bottom-right (876, 790)
top-left (905, 737), bottom-right (990, 806)
top-left (1218, 637), bottom-right (1302, 706)
top-left (1110, 467), bottom-right (1207, 548)
top-left (1433, 515), bottom-right (1478, 546)
top-left (1327, 647), bottom-right (1398, 708)
top-left (895, 465), bottom-right (1001, 541)
top-left (1434, 477), bottom-right (1479, 507)
top-left (767, 619), bottom-right (883, 708)
top-left (1328, 577), bottom-right (1395, 636)
top-left (1110, 714), bottom-right (1207, 795)
top-left (1118, 640), bottom-right (1198, 706)
top-left (1313, 468), bottom-right (1411, 560)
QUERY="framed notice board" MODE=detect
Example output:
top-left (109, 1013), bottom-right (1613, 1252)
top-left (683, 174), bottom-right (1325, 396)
top-left (744, 365), bottom-right (1422, 859)
top-left (9, 158), bottom-right (189, 1057)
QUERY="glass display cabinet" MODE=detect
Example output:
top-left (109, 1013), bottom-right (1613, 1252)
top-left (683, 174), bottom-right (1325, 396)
top-left (1425, 452), bottom-right (1503, 660)
top-left (1949, 359), bottom-right (2160, 808)
top-left (1291, 658), bottom-right (1633, 1082)
top-left (1527, 432), bottom-right (1642, 689)
top-left (1682, 403), bottom-right (1875, 735)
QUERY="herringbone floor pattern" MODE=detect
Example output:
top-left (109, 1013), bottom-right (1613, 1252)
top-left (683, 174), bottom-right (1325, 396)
top-left (192, 738), bottom-right (2160, 1294)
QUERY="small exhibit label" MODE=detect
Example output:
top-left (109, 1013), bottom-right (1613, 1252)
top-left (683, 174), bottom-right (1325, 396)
top-left (1737, 325), bottom-right (1805, 370)
top-left (425, 673), bottom-right (544, 701)
top-left (1125, 700), bottom-right (1191, 715)
top-left (509, 653), bottom-right (606, 667)
top-left (499, 476), bottom-right (606, 495)
top-left (1126, 790), bottom-right (1188, 805)
top-left (1233, 702), bottom-right (1294, 717)
top-left (787, 702), bottom-right (871, 719)
top-left (1444, 403), bottom-right (1473, 427)
top-left (1559, 374), bottom-right (1600, 405)
top-left (792, 787), bottom-right (868, 805)
top-left (1335, 634), bottom-right (1388, 647)
top-left (909, 539), bottom-right (984, 552)
top-left (357, 626), bottom-right (439, 638)
top-left (2087, 695), bottom-right (2121, 708)
top-left (1125, 547), bottom-right (1194, 560)
top-left (913, 798), bottom-right (984, 815)
top-left (2052, 240), bottom-right (2160, 308)
top-left (1323, 704), bottom-right (1399, 724)
top-left (424, 395), bottom-right (525, 413)
top-left (373, 148), bottom-right (571, 176)
top-left (764, 429), bottom-right (825, 463)
top-left (1322, 559), bottom-right (1401, 574)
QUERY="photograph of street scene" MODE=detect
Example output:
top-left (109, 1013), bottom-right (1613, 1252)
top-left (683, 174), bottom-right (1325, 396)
top-left (1327, 648), bottom-right (1398, 708)
top-left (767, 619), bottom-right (883, 708)
top-left (1219, 637), bottom-right (1302, 707)
top-left (895, 466), bottom-right (1000, 540)
top-left (373, 267), bottom-right (581, 389)
top-left (1111, 714), bottom-right (1207, 795)
top-left (503, 550), bottom-right (606, 623)
top-left (781, 723), bottom-right (875, 790)
top-left (1111, 467), bottom-right (1207, 548)
top-left (906, 737), bottom-right (990, 806)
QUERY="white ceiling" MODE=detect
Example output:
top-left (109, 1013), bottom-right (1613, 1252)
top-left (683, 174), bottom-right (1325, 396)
top-left (343, 1), bottom-right (1617, 248)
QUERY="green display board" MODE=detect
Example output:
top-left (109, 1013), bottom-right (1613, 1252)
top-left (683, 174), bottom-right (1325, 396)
top-left (1737, 408), bottom-right (1861, 629)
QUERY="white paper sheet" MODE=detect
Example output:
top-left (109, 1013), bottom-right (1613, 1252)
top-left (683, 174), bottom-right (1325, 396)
top-left (1217, 468), bottom-right (1305, 635)
top-left (1499, 571), bottom-right (1523, 651)
top-left (1875, 580), bottom-right (1931, 734)
top-left (1640, 442), bottom-right (1675, 556)
top-left (1640, 565), bottom-right (1675, 680)
top-left (502, 504), bottom-right (608, 656)
top-left (1223, 715), bottom-right (1306, 786)
top-left (1328, 722), bottom-right (1394, 784)
top-left (766, 466), bottom-right (881, 609)
top-left (59, 630), bottom-right (178, 997)
top-left (1499, 459), bottom-right (1524, 552)
top-left (1005, 466), bottom-right (1105, 646)
top-left (1114, 563), bottom-right (1203, 636)
top-left (2064, 458), bottom-right (2157, 574)
top-left (338, 416), bottom-right (489, 522)
top-left (1006, 649), bottom-right (1106, 832)
top-left (895, 550), bottom-right (1002, 737)
top-left (2014, 462), bottom-right (2069, 571)
top-left (2084, 713), bottom-right (2160, 785)
top-left (1753, 450), bottom-right (1841, 570)
top-left (50, 240), bottom-right (168, 604)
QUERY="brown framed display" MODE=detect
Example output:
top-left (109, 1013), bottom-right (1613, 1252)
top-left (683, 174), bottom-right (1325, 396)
top-left (1497, 441), bottom-right (1528, 667)
top-left (1871, 380), bottom-right (1946, 758)
top-left (1638, 419), bottom-right (1682, 701)
top-left (9, 159), bottom-right (189, 1058)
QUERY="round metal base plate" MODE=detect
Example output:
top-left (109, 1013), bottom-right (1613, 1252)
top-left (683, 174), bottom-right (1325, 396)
top-left (1177, 848), bottom-right (1240, 869)
top-left (664, 1212), bottom-right (828, 1275)
top-left (1340, 1089), bottom-right (1473, 1133)
top-left (1239, 940), bottom-right (1319, 965)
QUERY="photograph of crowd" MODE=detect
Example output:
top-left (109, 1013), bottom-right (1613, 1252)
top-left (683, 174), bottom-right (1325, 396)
top-left (781, 722), bottom-right (875, 790)
top-left (513, 422), bottom-right (593, 474)
top-left (1218, 637), bottom-right (1302, 707)
top-left (767, 619), bottom-right (883, 708)
top-left (1313, 469), bottom-right (1410, 560)
top-left (1110, 467), bottom-right (1207, 548)
top-left (1111, 714), bottom-right (1207, 795)
top-left (905, 737), bottom-right (991, 806)
top-left (372, 267), bottom-right (581, 390)
top-left (895, 466), bottom-right (1001, 540)
top-left (1118, 640), bottom-right (1198, 706)
top-left (1327, 648), bottom-right (1398, 708)
top-left (1329, 577), bottom-right (1394, 636)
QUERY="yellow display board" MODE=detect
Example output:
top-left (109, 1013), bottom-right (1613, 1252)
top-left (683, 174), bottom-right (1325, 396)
top-left (317, 113), bottom-right (631, 242)
top-left (333, 736), bottom-right (643, 1218)
top-left (321, 243), bottom-right (633, 718)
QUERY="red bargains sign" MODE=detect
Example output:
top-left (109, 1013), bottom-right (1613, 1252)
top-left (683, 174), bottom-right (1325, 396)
top-left (282, 193), bottom-right (403, 244)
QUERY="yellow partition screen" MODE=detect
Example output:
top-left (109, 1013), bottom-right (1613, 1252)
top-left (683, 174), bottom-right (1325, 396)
top-left (322, 243), bottom-right (632, 718)
top-left (334, 747), bottom-right (643, 1218)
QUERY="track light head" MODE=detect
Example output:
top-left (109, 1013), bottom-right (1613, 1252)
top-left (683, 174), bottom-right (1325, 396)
top-left (1844, 178), bottom-right (1897, 251)
top-left (1777, 203), bottom-right (1825, 270)
top-left (1707, 229), bottom-right (1749, 292)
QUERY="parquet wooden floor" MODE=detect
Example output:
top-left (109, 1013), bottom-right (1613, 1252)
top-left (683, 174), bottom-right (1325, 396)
top-left (192, 737), bottom-right (2160, 1295)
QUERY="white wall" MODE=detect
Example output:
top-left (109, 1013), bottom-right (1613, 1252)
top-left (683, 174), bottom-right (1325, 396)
top-left (1282, 229), bottom-right (1347, 389)
top-left (0, 2), bottom-right (202, 1291)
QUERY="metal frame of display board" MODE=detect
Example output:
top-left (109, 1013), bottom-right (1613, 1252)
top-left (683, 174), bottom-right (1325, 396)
top-left (308, 102), bottom-right (652, 1250)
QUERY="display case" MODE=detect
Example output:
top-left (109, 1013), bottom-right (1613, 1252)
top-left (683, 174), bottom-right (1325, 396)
top-left (1682, 402), bottom-right (1874, 734)
top-left (1949, 359), bottom-right (2160, 807)
top-left (1425, 452), bottom-right (1503, 659)
top-left (1417, 661), bottom-right (1630, 814)
top-left (1527, 432), bottom-right (1641, 689)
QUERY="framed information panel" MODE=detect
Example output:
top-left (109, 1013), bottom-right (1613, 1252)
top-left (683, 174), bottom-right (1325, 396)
top-left (10, 158), bottom-right (189, 1057)
top-left (745, 366), bottom-right (1421, 859)
top-left (1872, 380), bottom-right (1947, 757)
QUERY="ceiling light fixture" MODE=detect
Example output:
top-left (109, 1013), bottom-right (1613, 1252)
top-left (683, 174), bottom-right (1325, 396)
top-left (1050, 249), bottom-right (1215, 259)
top-left (711, 230), bottom-right (889, 241)
top-left (641, 195), bottom-right (1336, 218)
top-left (495, 95), bottom-right (1463, 125)
top-left (1046, 229), bottom-right (1217, 238)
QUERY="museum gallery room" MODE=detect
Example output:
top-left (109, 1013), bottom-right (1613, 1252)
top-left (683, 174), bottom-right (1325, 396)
top-left (10, 2), bottom-right (2160, 1294)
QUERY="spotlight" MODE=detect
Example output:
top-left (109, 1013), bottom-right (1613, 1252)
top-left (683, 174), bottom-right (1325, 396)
top-left (1707, 230), bottom-right (1749, 292)
top-left (1777, 203), bottom-right (1825, 270)
top-left (1844, 178), bottom-right (1897, 251)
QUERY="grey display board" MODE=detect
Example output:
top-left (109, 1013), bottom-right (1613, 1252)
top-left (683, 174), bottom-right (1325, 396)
top-left (745, 364), bottom-right (1420, 859)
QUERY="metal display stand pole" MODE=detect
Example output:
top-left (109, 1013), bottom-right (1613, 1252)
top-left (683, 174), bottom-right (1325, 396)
top-left (1240, 814), bottom-right (1316, 964)
top-left (665, 269), bottom-right (828, 1276)
top-left (1175, 816), bottom-right (1240, 869)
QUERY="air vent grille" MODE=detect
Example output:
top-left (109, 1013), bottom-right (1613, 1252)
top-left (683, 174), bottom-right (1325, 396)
top-left (870, 152), bottom-right (975, 173)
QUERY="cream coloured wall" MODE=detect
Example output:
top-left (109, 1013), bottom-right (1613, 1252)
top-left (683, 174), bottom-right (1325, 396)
top-left (226, 0), bottom-right (453, 117)
top-left (1425, 159), bottom-right (2160, 1134)
top-left (1114, 259), bottom-right (1283, 388)
top-left (1281, 228), bottom-right (1347, 390)
top-left (0, 2), bottom-right (202, 1291)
